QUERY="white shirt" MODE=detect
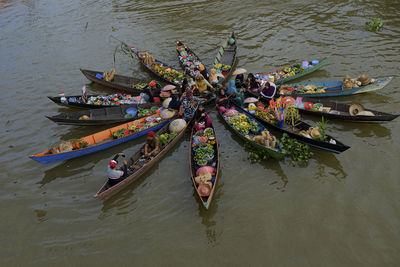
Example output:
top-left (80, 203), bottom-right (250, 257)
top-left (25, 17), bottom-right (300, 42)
top-left (107, 166), bottom-right (124, 179)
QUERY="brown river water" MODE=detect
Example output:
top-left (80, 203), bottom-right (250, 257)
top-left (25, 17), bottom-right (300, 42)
top-left (1, 0), bottom-right (400, 266)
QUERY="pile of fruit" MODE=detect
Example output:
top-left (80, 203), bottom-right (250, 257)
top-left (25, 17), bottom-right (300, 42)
top-left (254, 107), bottom-right (276, 122)
top-left (132, 83), bottom-right (149, 90)
top-left (279, 84), bottom-right (326, 95)
top-left (158, 132), bottom-right (177, 145)
top-left (112, 117), bottom-right (161, 139)
top-left (85, 93), bottom-right (148, 106)
top-left (214, 63), bottom-right (231, 74)
top-left (178, 50), bottom-right (201, 77)
top-left (194, 143), bottom-right (215, 166)
top-left (152, 63), bottom-right (184, 84)
top-left (260, 60), bottom-right (321, 83)
top-left (137, 107), bottom-right (159, 117)
top-left (226, 113), bottom-right (260, 135)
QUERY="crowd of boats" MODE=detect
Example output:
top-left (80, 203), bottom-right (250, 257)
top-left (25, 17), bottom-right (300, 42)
top-left (30, 32), bottom-right (398, 208)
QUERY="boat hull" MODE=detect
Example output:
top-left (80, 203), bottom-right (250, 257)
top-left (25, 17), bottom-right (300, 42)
top-left (29, 120), bottom-right (170, 163)
top-left (279, 77), bottom-right (392, 97)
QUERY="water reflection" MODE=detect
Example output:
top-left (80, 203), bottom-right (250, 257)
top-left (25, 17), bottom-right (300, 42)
top-left (196, 181), bottom-right (220, 246)
top-left (38, 157), bottom-right (98, 187)
top-left (312, 150), bottom-right (347, 181)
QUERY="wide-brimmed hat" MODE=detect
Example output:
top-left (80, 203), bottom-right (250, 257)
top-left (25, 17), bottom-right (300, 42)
top-left (349, 103), bottom-right (365, 116)
top-left (197, 184), bottom-right (211, 197)
top-left (232, 68), bottom-right (247, 75)
top-left (358, 74), bottom-right (372, 86)
top-left (160, 91), bottom-right (171, 98)
top-left (162, 85), bottom-right (176, 92)
top-left (244, 97), bottom-right (258, 104)
top-left (162, 97), bottom-right (172, 108)
top-left (310, 127), bottom-right (322, 139)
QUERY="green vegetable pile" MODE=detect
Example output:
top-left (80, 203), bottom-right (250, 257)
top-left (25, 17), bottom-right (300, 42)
top-left (158, 132), bottom-right (177, 145)
top-left (279, 133), bottom-right (313, 166)
top-left (366, 18), bottom-right (383, 32)
top-left (112, 128), bottom-right (127, 139)
top-left (137, 107), bottom-right (158, 117)
top-left (133, 83), bottom-right (148, 90)
top-left (227, 114), bottom-right (260, 135)
top-left (194, 143), bottom-right (215, 164)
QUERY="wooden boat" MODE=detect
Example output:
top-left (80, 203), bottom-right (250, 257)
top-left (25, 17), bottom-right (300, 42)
top-left (189, 117), bottom-right (220, 209)
top-left (80, 69), bottom-right (152, 94)
top-left (131, 45), bottom-right (185, 87)
top-left (94, 101), bottom-right (200, 200)
top-left (277, 77), bottom-right (392, 97)
top-left (213, 32), bottom-right (237, 83)
top-left (235, 104), bottom-right (350, 154)
top-left (293, 97), bottom-right (399, 122)
top-left (46, 103), bottom-right (162, 126)
top-left (217, 103), bottom-right (284, 159)
top-left (29, 113), bottom-right (172, 163)
top-left (257, 56), bottom-right (329, 85)
top-left (48, 94), bottom-right (150, 109)
top-left (176, 40), bottom-right (207, 79)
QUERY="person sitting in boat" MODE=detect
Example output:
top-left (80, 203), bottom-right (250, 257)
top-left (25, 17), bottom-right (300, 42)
top-left (260, 75), bottom-right (277, 99)
top-left (235, 73), bottom-right (245, 88)
top-left (227, 80), bottom-right (245, 107)
top-left (194, 104), bottom-right (211, 131)
top-left (82, 85), bottom-right (88, 103)
top-left (148, 80), bottom-right (162, 102)
top-left (168, 88), bottom-right (182, 111)
top-left (144, 131), bottom-right (160, 158)
top-left (209, 68), bottom-right (224, 88)
top-left (245, 73), bottom-right (261, 92)
top-left (194, 73), bottom-right (213, 94)
top-left (198, 64), bottom-right (209, 81)
top-left (108, 152), bottom-right (128, 186)
top-left (217, 89), bottom-right (233, 114)
top-left (180, 87), bottom-right (197, 120)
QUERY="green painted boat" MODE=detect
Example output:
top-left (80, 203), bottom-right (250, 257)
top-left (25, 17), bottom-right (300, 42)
top-left (256, 56), bottom-right (329, 85)
top-left (217, 103), bottom-right (285, 160)
top-left (213, 32), bottom-right (237, 83)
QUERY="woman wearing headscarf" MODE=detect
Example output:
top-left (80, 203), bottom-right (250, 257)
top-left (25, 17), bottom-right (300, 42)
top-left (260, 75), bottom-right (277, 99)
top-left (227, 80), bottom-right (245, 106)
top-left (180, 87), bottom-right (197, 120)
top-left (199, 64), bottom-right (209, 81)
top-left (245, 73), bottom-right (260, 92)
top-left (235, 73), bottom-right (245, 88)
top-left (195, 73), bottom-right (213, 94)
top-left (209, 68), bottom-right (224, 88)
top-left (168, 88), bottom-right (181, 111)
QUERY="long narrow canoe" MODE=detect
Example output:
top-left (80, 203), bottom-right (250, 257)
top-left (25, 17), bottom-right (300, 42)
top-left (176, 40), bottom-right (207, 79)
top-left (94, 102), bottom-right (199, 200)
top-left (94, 117), bottom-right (184, 200)
top-left (189, 117), bottom-right (220, 209)
top-left (293, 97), bottom-right (399, 122)
top-left (48, 94), bottom-right (150, 109)
top-left (213, 32), bottom-right (237, 83)
top-left (235, 104), bottom-right (350, 154)
top-left (277, 77), bottom-right (392, 97)
top-left (29, 112), bottom-right (172, 163)
top-left (257, 56), bottom-right (329, 85)
top-left (131, 46), bottom-right (185, 87)
top-left (80, 69), bottom-right (153, 94)
top-left (217, 103), bottom-right (284, 159)
top-left (46, 103), bottom-right (162, 126)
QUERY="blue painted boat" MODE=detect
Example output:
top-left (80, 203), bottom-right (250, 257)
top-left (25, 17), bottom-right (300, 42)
top-left (29, 113), bottom-right (173, 163)
top-left (278, 77), bottom-right (392, 97)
